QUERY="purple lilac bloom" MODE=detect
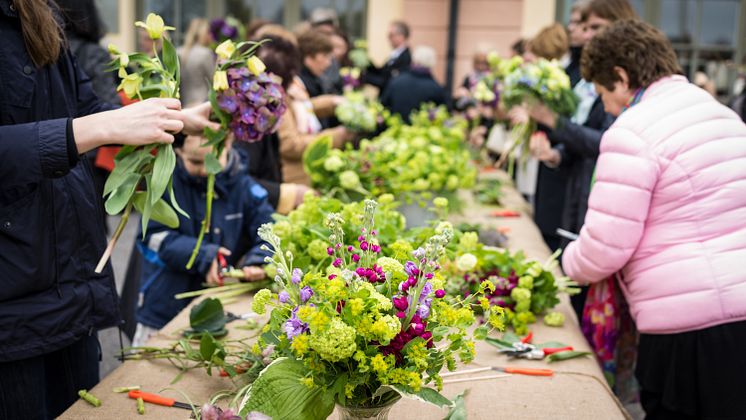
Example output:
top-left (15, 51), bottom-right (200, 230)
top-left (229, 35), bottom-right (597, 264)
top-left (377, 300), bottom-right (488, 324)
top-left (300, 286), bottom-right (313, 303)
top-left (419, 282), bottom-right (433, 303)
top-left (291, 268), bottom-right (303, 284)
top-left (284, 307), bottom-right (309, 340)
top-left (278, 291), bottom-right (290, 303)
top-left (404, 261), bottom-right (419, 277)
top-left (416, 304), bottom-right (431, 319)
top-left (412, 248), bottom-right (426, 260)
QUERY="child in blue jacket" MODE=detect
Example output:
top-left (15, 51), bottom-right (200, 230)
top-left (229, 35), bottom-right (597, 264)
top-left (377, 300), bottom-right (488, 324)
top-left (133, 134), bottom-right (274, 345)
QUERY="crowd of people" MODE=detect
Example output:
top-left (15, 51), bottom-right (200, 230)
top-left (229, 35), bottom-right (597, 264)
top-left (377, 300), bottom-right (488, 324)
top-left (1, 0), bottom-right (745, 419)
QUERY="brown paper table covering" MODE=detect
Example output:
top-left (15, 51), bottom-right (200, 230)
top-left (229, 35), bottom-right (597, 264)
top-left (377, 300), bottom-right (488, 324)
top-left (62, 171), bottom-right (629, 419)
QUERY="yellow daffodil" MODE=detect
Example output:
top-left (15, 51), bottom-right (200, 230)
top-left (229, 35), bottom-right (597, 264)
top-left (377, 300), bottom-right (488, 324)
top-left (215, 39), bottom-right (236, 60)
top-left (213, 70), bottom-right (229, 91)
top-left (117, 73), bottom-right (142, 99)
top-left (247, 56), bottom-right (266, 76)
top-left (135, 13), bottom-right (174, 40)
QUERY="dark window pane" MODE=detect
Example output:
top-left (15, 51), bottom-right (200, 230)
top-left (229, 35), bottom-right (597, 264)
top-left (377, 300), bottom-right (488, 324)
top-left (660, 0), bottom-right (696, 44)
top-left (255, 0), bottom-right (284, 22)
top-left (699, 0), bottom-right (739, 47)
top-left (95, 0), bottom-right (118, 32)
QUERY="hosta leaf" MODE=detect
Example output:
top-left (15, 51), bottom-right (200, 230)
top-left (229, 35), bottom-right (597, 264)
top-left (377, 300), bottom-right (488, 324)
top-left (189, 298), bottom-right (227, 333)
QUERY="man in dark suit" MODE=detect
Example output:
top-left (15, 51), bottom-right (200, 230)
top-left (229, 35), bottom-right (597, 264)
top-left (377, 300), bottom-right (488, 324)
top-left (364, 20), bottom-right (411, 92)
top-left (381, 46), bottom-right (446, 123)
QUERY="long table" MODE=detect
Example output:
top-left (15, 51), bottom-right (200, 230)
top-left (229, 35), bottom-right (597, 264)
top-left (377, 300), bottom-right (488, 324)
top-left (63, 172), bottom-right (629, 419)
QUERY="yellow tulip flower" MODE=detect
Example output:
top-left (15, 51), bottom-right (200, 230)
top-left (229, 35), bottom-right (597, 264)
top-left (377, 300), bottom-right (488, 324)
top-left (213, 70), bottom-right (229, 91)
top-left (215, 40), bottom-right (236, 60)
top-left (247, 56), bottom-right (266, 76)
top-left (135, 13), bottom-right (175, 40)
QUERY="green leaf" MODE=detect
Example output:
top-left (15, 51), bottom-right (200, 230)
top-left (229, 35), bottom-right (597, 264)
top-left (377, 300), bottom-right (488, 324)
top-left (203, 126), bottom-right (227, 148)
top-left (302, 135), bottom-right (332, 177)
top-left (132, 192), bottom-right (180, 229)
top-left (204, 152), bottom-right (222, 175)
top-left (103, 149), bottom-right (149, 196)
top-left (208, 88), bottom-right (231, 127)
top-left (546, 351), bottom-right (591, 363)
top-left (168, 177), bottom-right (189, 218)
top-left (199, 332), bottom-right (217, 361)
top-left (444, 390), bottom-right (468, 420)
top-left (240, 358), bottom-right (334, 420)
top-left (161, 37), bottom-right (180, 87)
top-left (151, 144), bottom-right (176, 205)
top-left (373, 385), bottom-right (453, 409)
top-left (484, 337), bottom-right (514, 351)
top-left (473, 325), bottom-right (489, 340)
top-left (535, 341), bottom-right (570, 349)
top-left (189, 298), bottom-right (227, 333)
top-left (104, 173), bottom-right (140, 215)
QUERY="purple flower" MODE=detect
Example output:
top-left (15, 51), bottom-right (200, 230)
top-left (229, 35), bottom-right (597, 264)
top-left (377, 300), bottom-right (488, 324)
top-left (404, 261), bottom-right (419, 277)
top-left (284, 307), bottom-right (309, 340)
top-left (333, 258), bottom-right (343, 267)
top-left (360, 241), bottom-right (369, 251)
top-left (300, 286), bottom-right (313, 303)
top-left (352, 254), bottom-right (360, 263)
top-left (393, 296), bottom-right (409, 311)
top-left (435, 289), bottom-right (446, 299)
top-left (413, 248), bottom-right (426, 260)
top-left (416, 304), bottom-right (431, 319)
top-left (291, 268), bottom-right (302, 285)
top-left (396, 311), bottom-right (406, 319)
top-left (425, 273), bottom-right (433, 280)
top-left (347, 245), bottom-right (354, 252)
top-left (419, 282), bottom-right (433, 303)
top-left (278, 291), bottom-right (290, 303)
top-left (327, 247), bottom-right (335, 256)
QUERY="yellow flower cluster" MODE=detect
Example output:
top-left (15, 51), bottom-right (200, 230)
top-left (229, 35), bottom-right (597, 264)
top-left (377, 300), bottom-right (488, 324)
top-left (251, 289), bottom-right (273, 314)
top-left (308, 318), bottom-right (357, 362)
top-left (291, 334), bottom-right (310, 356)
top-left (404, 341), bottom-right (429, 371)
top-left (386, 369), bottom-right (422, 392)
top-left (432, 300), bottom-right (475, 328)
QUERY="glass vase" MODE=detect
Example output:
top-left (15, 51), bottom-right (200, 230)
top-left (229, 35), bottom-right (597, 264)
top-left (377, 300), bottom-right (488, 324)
top-left (336, 394), bottom-right (401, 420)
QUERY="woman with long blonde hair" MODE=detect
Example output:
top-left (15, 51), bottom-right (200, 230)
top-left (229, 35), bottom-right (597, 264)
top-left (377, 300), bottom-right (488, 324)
top-left (179, 18), bottom-right (215, 106)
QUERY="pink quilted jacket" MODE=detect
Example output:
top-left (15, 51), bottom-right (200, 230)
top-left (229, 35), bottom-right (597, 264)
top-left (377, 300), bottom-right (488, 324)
top-left (562, 75), bottom-right (746, 334)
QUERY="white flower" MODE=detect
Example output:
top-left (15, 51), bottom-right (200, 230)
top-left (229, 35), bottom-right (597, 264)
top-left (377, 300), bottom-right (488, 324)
top-left (456, 253), bottom-right (478, 272)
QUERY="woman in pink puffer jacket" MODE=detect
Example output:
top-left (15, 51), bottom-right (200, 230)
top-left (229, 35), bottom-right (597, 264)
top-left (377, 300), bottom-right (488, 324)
top-left (564, 20), bottom-right (746, 420)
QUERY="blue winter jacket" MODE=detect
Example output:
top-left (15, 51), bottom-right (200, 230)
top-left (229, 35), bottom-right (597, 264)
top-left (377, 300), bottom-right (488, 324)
top-left (136, 148), bottom-right (274, 329)
top-left (0, 1), bottom-right (119, 361)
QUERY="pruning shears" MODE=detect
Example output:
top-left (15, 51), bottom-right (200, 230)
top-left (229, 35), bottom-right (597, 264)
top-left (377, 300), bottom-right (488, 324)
top-left (217, 253), bottom-right (244, 286)
top-left (499, 342), bottom-right (574, 360)
top-left (128, 390), bottom-right (192, 410)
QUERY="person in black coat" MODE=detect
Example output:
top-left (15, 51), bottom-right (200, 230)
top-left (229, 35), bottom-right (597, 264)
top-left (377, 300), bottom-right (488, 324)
top-left (0, 1), bottom-right (217, 417)
top-left (364, 20), bottom-right (411, 92)
top-left (380, 46), bottom-right (446, 123)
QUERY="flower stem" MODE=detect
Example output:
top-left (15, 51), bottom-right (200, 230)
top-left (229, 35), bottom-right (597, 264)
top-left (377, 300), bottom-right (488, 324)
top-left (185, 172), bottom-right (216, 269)
top-left (95, 202), bottom-right (133, 273)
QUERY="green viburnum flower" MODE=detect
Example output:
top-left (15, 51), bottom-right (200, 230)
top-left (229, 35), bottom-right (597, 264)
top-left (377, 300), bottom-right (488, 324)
top-left (339, 170), bottom-right (361, 190)
top-left (543, 311), bottom-right (565, 327)
top-left (376, 257), bottom-right (404, 277)
top-left (511, 287), bottom-right (531, 303)
top-left (514, 300), bottom-right (531, 313)
top-left (323, 155), bottom-right (344, 172)
top-left (378, 193), bottom-right (394, 205)
top-left (252, 289), bottom-right (273, 314)
top-left (308, 239), bottom-right (329, 261)
top-left (272, 220), bottom-right (292, 239)
top-left (456, 253), bottom-right (478, 272)
top-left (518, 276), bottom-right (534, 290)
top-left (433, 197), bottom-right (449, 209)
top-left (458, 232), bottom-right (479, 251)
top-left (309, 317), bottom-right (357, 362)
top-left (446, 175), bottom-right (460, 191)
top-left (358, 282), bottom-right (392, 311)
top-left (435, 221), bottom-right (453, 235)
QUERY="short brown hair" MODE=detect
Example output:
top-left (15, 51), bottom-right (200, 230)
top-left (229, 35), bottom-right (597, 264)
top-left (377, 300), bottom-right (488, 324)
top-left (582, 0), bottom-right (638, 22)
top-left (391, 20), bottom-right (410, 39)
top-left (527, 23), bottom-right (569, 61)
top-left (297, 30), bottom-right (333, 58)
top-left (581, 20), bottom-right (681, 90)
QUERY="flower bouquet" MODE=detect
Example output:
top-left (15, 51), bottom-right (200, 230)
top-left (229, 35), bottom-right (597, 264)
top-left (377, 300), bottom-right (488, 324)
top-left (499, 58), bottom-right (578, 174)
top-left (239, 200), bottom-right (505, 418)
top-left (339, 66), bottom-right (363, 91)
top-left (471, 53), bottom-right (523, 107)
top-left (348, 39), bottom-right (371, 70)
top-left (335, 91), bottom-right (386, 133)
top-left (446, 248), bottom-right (578, 335)
top-left (303, 105), bottom-right (477, 208)
top-left (96, 13), bottom-right (185, 272)
top-left (185, 39), bottom-right (286, 269)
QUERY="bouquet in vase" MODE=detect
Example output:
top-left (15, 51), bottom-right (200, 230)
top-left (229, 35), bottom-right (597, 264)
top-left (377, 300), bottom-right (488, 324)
top-left (239, 200), bottom-right (506, 418)
top-left (335, 90), bottom-right (387, 133)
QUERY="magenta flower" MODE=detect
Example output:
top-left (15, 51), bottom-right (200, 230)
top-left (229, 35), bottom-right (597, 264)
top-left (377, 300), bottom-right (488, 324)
top-left (352, 254), bottom-right (360, 263)
top-left (393, 296), bottom-right (408, 311)
top-left (396, 311), bottom-right (406, 318)
top-left (327, 247), bottom-right (334, 256)
top-left (435, 289), bottom-right (446, 298)
top-left (333, 258), bottom-right (343, 267)
top-left (360, 241), bottom-right (369, 251)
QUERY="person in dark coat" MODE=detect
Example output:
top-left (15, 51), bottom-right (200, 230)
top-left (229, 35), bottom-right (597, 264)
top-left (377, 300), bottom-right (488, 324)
top-left (364, 20), bottom-right (411, 92)
top-left (0, 1), bottom-right (217, 418)
top-left (380, 46), bottom-right (446, 123)
top-left (133, 136), bottom-right (273, 345)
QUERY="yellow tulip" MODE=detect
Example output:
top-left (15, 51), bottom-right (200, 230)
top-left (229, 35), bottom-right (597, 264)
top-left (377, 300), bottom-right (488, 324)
top-left (247, 56), bottom-right (266, 76)
top-left (117, 73), bottom-right (142, 99)
top-left (213, 70), bottom-right (229, 91)
top-left (215, 40), bottom-right (236, 60)
top-left (351, 68), bottom-right (361, 79)
top-left (135, 13), bottom-right (175, 40)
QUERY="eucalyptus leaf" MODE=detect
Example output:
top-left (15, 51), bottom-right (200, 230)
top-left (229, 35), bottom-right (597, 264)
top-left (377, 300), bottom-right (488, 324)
top-left (151, 144), bottom-right (176, 206)
top-left (546, 351), bottom-right (591, 363)
top-left (104, 173), bottom-right (140, 215)
top-left (189, 298), bottom-right (227, 333)
top-left (240, 358), bottom-right (334, 420)
top-left (444, 390), bottom-right (468, 420)
top-left (204, 152), bottom-right (222, 175)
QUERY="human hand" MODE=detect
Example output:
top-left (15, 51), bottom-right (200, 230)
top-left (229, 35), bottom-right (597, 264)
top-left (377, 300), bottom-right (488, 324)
top-left (529, 132), bottom-right (561, 166)
top-left (206, 247), bottom-right (232, 286)
top-left (469, 125), bottom-right (487, 148)
top-left (294, 184), bottom-right (314, 208)
top-left (179, 101), bottom-right (221, 135)
top-left (508, 106), bottom-right (530, 126)
top-left (73, 98), bottom-right (184, 153)
top-left (242, 266), bottom-right (266, 282)
top-left (527, 102), bottom-right (557, 129)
